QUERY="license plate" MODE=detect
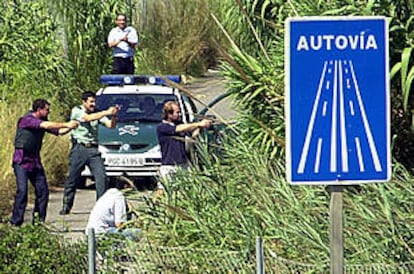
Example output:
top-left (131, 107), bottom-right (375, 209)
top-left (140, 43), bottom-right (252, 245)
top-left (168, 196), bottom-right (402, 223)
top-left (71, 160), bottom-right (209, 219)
top-left (105, 154), bottom-right (145, 166)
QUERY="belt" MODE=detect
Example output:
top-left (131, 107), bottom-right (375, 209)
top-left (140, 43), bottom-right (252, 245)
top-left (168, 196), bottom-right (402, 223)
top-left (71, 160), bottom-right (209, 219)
top-left (78, 143), bottom-right (98, 148)
top-left (114, 56), bottom-right (133, 60)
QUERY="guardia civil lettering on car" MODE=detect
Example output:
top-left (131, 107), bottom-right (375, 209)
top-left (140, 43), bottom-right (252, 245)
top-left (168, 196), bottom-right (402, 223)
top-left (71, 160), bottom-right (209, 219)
top-left (81, 74), bottom-right (197, 183)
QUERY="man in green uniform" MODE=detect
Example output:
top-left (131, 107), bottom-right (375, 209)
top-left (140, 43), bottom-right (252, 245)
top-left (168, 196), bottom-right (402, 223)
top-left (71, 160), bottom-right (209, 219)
top-left (60, 91), bottom-right (120, 215)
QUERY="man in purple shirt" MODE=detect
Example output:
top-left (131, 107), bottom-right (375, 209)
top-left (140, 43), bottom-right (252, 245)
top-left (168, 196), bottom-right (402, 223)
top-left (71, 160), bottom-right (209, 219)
top-left (11, 99), bottom-right (79, 226)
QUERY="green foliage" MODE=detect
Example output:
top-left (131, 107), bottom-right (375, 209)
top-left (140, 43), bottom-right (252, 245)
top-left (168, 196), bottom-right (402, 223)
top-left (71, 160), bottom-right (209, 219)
top-left (390, 23), bottom-right (414, 113)
top-left (142, 138), bottom-right (414, 266)
top-left (95, 233), bottom-right (136, 270)
top-left (0, 100), bottom-right (27, 215)
top-left (50, 0), bottom-right (127, 106)
top-left (0, 0), bottom-right (71, 103)
top-left (136, 0), bottom-right (229, 75)
top-left (0, 223), bottom-right (88, 273)
top-left (374, 0), bottom-right (414, 116)
top-left (220, 46), bottom-right (285, 159)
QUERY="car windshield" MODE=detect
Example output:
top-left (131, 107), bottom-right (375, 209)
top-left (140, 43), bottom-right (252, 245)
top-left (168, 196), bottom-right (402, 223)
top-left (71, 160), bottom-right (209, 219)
top-left (96, 94), bottom-right (178, 122)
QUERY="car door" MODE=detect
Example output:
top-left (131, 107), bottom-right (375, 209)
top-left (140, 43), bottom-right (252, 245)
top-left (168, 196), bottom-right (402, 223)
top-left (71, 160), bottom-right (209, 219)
top-left (175, 91), bottom-right (197, 124)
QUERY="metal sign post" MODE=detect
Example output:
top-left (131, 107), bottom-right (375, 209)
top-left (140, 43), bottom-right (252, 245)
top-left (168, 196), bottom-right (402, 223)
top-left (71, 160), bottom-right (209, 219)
top-left (328, 185), bottom-right (344, 273)
top-left (285, 17), bottom-right (389, 274)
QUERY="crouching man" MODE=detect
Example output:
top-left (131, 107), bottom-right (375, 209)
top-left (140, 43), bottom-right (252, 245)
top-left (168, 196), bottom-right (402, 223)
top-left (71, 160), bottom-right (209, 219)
top-left (85, 185), bottom-right (141, 240)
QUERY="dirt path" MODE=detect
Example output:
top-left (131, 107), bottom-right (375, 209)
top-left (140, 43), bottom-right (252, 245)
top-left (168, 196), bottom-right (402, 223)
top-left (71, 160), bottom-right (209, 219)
top-left (23, 72), bottom-right (234, 240)
top-left (43, 187), bottom-right (96, 239)
top-left (190, 70), bottom-right (236, 120)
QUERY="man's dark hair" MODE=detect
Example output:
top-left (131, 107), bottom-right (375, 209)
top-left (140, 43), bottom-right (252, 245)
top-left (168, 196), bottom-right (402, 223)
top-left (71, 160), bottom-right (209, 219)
top-left (32, 99), bottom-right (50, 111)
top-left (114, 179), bottom-right (126, 190)
top-left (81, 91), bottom-right (96, 101)
top-left (116, 14), bottom-right (127, 21)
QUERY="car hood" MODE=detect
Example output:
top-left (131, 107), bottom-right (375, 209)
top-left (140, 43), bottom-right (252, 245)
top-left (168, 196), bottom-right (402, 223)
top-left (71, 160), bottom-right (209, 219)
top-left (98, 121), bottom-right (159, 153)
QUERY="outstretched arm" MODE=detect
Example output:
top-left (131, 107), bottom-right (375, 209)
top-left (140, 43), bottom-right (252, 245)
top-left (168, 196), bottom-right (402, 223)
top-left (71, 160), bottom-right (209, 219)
top-left (40, 120), bottom-right (79, 133)
top-left (57, 120), bottom-right (80, 135)
top-left (81, 106), bottom-right (120, 129)
top-left (81, 109), bottom-right (111, 122)
top-left (175, 119), bottom-right (211, 134)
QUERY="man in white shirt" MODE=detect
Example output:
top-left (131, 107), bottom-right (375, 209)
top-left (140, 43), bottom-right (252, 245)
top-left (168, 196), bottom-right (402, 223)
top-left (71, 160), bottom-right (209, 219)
top-left (107, 14), bottom-right (138, 74)
top-left (85, 187), bottom-right (141, 240)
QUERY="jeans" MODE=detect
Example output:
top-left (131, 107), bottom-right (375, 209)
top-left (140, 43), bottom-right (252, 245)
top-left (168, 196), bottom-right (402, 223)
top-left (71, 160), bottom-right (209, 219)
top-left (158, 164), bottom-right (188, 189)
top-left (107, 227), bottom-right (142, 241)
top-left (62, 144), bottom-right (108, 210)
top-left (11, 163), bottom-right (49, 226)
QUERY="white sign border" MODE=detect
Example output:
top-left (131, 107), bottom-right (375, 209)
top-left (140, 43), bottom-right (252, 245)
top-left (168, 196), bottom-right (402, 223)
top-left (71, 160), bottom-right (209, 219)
top-left (284, 16), bottom-right (391, 185)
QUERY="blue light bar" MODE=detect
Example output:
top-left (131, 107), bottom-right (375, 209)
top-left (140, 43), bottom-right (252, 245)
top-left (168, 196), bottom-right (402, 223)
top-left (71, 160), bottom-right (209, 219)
top-left (148, 75), bottom-right (181, 85)
top-left (100, 75), bottom-right (181, 86)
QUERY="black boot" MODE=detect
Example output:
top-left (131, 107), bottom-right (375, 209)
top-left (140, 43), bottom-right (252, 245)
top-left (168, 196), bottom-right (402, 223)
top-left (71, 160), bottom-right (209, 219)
top-left (59, 196), bottom-right (72, 215)
top-left (59, 205), bottom-right (71, 215)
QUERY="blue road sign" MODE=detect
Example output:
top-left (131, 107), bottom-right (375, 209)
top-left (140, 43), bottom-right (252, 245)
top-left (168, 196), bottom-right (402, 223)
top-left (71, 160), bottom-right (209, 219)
top-left (285, 17), bottom-right (390, 185)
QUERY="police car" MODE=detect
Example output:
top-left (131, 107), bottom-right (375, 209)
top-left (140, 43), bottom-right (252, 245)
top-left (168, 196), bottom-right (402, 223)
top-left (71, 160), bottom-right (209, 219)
top-left (81, 74), bottom-right (198, 184)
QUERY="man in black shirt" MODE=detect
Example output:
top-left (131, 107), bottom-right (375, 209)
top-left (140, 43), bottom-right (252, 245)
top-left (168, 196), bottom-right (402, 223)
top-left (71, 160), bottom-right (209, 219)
top-left (156, 101), bottom-right (211, 193)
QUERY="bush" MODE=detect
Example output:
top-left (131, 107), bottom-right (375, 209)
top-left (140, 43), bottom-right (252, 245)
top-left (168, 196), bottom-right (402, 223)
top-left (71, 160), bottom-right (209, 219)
top-left (0, 223), bottom-right (88, 273)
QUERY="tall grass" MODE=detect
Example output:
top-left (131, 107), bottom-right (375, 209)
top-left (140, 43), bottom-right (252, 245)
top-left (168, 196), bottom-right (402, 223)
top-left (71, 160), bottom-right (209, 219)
top-left (136, 0), bottom-right (230, 75)
top-left (0, 0), bottom-right (72, 103)
top-left (0, 101), bottom-right (19, 208)
top-left (50, 0), bottom-right (126, 98)
top-left (140, 135), bottom-right (414, 267)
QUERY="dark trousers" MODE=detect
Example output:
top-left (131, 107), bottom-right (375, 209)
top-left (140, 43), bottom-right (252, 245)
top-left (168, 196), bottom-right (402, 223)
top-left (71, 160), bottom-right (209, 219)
top-left (62, 144), bottom-right (108, 210)
top-left (11, 163), bottom-right (49, 226)
top-left (112, 57), bottom-right (134, 74)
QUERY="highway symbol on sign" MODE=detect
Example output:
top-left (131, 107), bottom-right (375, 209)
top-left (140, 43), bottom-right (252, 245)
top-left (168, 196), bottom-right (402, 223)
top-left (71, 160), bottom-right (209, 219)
top-left (285, 17), bottom-right (390, 185)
